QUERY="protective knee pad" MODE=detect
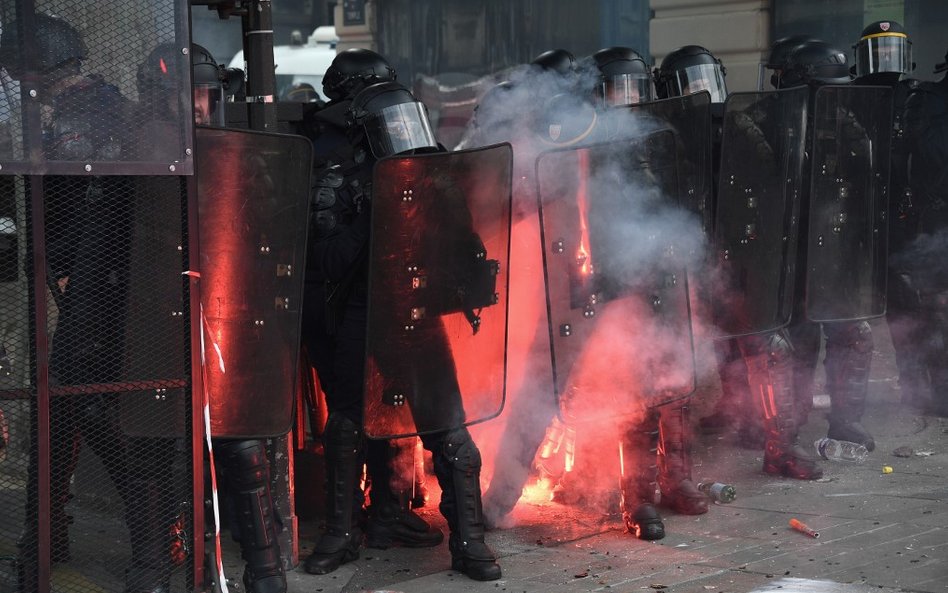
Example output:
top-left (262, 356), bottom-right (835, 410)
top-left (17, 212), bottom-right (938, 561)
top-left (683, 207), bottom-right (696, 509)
top-left (216, 439), bottom-right (279, 551)
top-left (324, 413), bottom-right (364, 450)
top-left (441, 427), bottom-right (481, 473)
top-left (219, 439), bottom-right (269, 493)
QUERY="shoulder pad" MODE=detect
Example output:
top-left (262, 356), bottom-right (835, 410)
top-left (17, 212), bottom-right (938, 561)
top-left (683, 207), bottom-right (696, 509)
top-left (315, 164), bottom-right (344, 188)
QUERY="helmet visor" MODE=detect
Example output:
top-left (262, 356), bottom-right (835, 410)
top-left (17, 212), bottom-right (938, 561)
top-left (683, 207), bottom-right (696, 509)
top-left (665, 63), bottom-right (728, 103)
top-left (599, 73), bottom-right (653, 106)
top-left (855, 35), bottom-right (912, 77)
top-left (363, 102), bottom-right (437, 157)
top-left (193, 84), bottom-right (224, 126)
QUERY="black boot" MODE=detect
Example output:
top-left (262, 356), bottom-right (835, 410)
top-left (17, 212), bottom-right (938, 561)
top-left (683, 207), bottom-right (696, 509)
top-left (217, 439), bottom-right (286, 593)
top-left (364, 439), bottom-right (442, 549)
top-left (431, 428), bottom-right (501, 581)
top-left (625, 503), bottom-right (665, 541)
top-left (658, 406), bottom-right (708, 515)
top-left (824, 322), bottom-right (875, 452)
top-left (741, 332), bottom-right (823, 480)
top-left (620, 415), bottom-right (665, 540)
top-left (304, 414), bottom-right (365, 575)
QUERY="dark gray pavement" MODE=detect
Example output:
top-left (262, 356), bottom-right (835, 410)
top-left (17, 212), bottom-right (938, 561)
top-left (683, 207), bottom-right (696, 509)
top-left (2, 319), bottom-right (945, 593)
top-left (273, 319), bottom-right (948, 593)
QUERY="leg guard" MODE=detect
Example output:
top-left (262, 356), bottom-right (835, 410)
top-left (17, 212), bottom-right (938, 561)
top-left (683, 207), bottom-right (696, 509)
top-left (888, 271), bottom-right (929, 408)
top-left (824, 321), bottom-right (875, 451)
top-left (740, 332), bottom-right (822, 480)
top-left (303, 413), bottom-right (365, 575)
top-left (619, 414), bottom-right (665, 540)
top-left (701, 338), bottom-right (751, 433)
top-left (364, 438), bottom-right (442, 549)
top-left (657, 405), bottom-right (708, 515)
top-left (786, 321), bottom-right (822, 427)
top-left (217, 439), bottom-right (286, 593)
top-left (428, 427), bottom-right (501, 582)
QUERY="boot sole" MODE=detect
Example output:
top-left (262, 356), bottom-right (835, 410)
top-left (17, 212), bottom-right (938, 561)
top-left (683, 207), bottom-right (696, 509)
top-left (365, 532), bottom-right (444, 549)
top-left (451, 558), bottom-right (502, 581)
top-left (303, 548), bottom-right (360, 575)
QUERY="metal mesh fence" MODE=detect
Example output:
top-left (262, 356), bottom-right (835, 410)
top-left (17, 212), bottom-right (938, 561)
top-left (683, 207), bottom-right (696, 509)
top-left (0, 2), bottom-right (198, 591)
top-left (0, 0), bottom-right (193, 175)
top-left (0, 172), bottom-right (196, 593)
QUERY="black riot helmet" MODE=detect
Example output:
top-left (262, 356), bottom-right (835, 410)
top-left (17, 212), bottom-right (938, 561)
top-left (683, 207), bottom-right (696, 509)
top-left (0, 13), bottom-right (87, 79)
top-left (853, 20), bottom-right (914, 80)
top-left (763, 35), bottom-right (819, 89)
top-left (189, 43), bottom-right (226, 126)
top-left (531, 49), bottom-right (577, 76)
top-left (472, 80), bottom-right (517, 130)
top-left (780, 40), bottom-right (850, 89)
top-left (348, 81), bottom-right (437, 158)
top-left (322, 48), bottom-right (396, 102)
top-left (590, 46), bottom-right (653, 107)
top-left (654, 45), bottom-right (727, 103)
top-left (533, 92), bottom-right (597, 147)
top-left (137, 42), bottom-right (226, 125)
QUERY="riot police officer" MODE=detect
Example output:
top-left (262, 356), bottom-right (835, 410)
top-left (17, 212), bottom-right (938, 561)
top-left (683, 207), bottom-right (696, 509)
top-left (604, 46), bottom-right (711, 538)
top-left (850, 21), bottom-right (925, 410)
top-left (140, 42), bottom-right (289, 593)
top-left (781, 40), bottom-right (879, 458)
top-left (473, 50), bottom-right (585, 529)
top-left (301, 54), bottom-right (501, 579)
top-left (759, 35), bottom-right (820, 91)
top-left (0, 13), bottom-right (141, 591)
top-left (299, 48), bottom-right (444, 565)
top-left (653, 46), bottom-right (765, 449)
top-left (709, 39), bottom-right (844, 481)
top-left (899, 49), bottom-right (948, 415)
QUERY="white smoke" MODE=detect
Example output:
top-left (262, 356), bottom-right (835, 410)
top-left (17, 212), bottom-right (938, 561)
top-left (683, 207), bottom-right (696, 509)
top-left (460, 61), bottom-right (719, 527)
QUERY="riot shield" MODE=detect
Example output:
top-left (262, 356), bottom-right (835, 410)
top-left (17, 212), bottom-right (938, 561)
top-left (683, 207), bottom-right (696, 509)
top-left (805, 85), bottom-right (893, 322)
top-left (196, 127), bottom-right (312, 438)
top-left (626, 91), bottom-right (714, 232)
top-left (536, 130), bottom-right (697, 424)
top-left (713, 86), bottom-right (809, 336)
top-left (364, 143), bottom-right (512, 439)
top-left (0, 0), bottom-right (193, 175)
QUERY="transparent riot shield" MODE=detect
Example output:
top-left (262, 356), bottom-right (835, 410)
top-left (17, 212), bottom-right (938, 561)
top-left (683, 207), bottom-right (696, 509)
top-left (196, 127), bottom-right (312, 438)
top-left (713, 86), bottom-right (809, 336)
top-left (364, 143), bottom-right (512, 439)
top-left (0, 0), bottom-right (193, 175)
top-left (536, 130), bottom-right (697, 424)
top-left (627, 91), bottom-right (714, 231)
top-left (805, 85), bottom-right (893, 322)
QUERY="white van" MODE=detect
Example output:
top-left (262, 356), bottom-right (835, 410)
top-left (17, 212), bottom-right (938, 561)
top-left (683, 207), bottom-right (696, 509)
top-left (229, 26), bottom-right (337, 101)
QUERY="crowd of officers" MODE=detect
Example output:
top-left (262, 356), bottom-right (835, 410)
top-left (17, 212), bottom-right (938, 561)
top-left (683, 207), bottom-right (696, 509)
top-left (293, 19), bottom-right (948, 590)
top-left (1, 10), bottom-right (947, 593)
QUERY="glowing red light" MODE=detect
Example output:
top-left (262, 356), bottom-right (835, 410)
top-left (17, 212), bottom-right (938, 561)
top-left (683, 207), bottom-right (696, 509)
top-left (576, 150), bottom-right (593, 276)
top-left (159, 57), bottom-right (168, 74)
